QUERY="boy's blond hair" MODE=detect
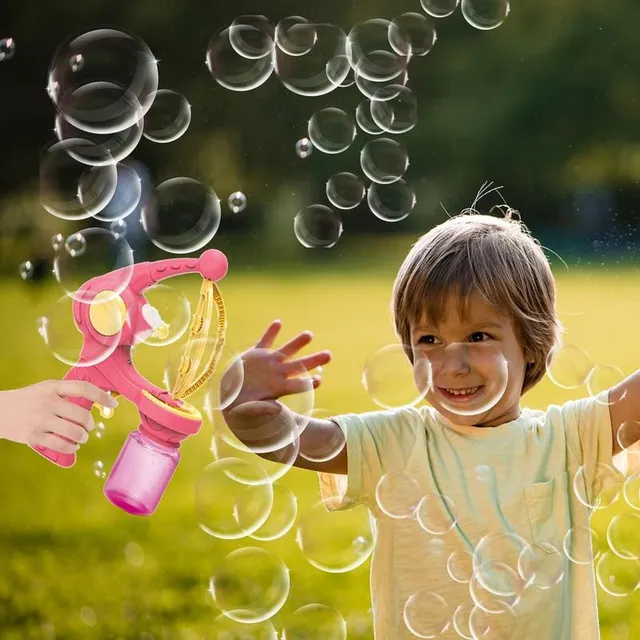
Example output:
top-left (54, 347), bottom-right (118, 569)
top-left (391, 209), bottom-right (564, 394)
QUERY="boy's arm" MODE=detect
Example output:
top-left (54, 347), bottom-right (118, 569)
top-left (222, 401), bottom-right (348, 475)
top-left (608, 370), bottom-right (640, 455)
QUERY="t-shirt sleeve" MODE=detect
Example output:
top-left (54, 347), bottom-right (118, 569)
top-left (560, 389), bottom-right (624, 506)
top-left (318, 408), bottom-right (422, 513)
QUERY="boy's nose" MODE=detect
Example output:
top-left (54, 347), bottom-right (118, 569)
top-left (438, 344), bottom-right (471, 376)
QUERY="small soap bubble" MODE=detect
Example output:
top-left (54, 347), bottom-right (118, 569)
top-left (391, 13), bottom-right (437, 57)
top-left (65, 233), bottom-right (87, 257)
top-left (93, 461), bottom-right (107, 479)
top-left (367, 180), bottom-right (416, 222)
top-left (295, 137), bottom-right (313, 158)
top-left (416, 492), bottom-right (457, 535)
top-left (546, 343), bottom-right (592, 389)
top-left (586, 364), bottom-right (625, 404)
top-left (281, 604), bottom-right (347, 640)
top-left (94, 421), bottom-right (107, 440)
top-left (607, 513), bottom-right (640, 560)
top-left (80, 606), bottom-right (97, 627)
top-left (110, 219), bottom-right (127, 239)
top-left (563, 526), bottom-right (603, 564)
top-left (209, 547), bottom-right (290, 623)
top-left (356, 100), bottom-right (384, 135)
top-left (403, 591), bottom-right (451, 638)
top-left (143, 89), bottom-right (192, 143)
top-left (69, 53), bottom-right (84, 72)
top-left (294, 205), bottom-right (343, 248)
top-left (421, 0), bottom-right (459, 18)
top-left (461, 0), bottom-right (510, 30)
top-left (0, 38), bottom-right (16, 62)
top-left (19, 261), bottom-right (34, 281)
top-left (375, 472), bottom-right (423, 518)
top-left (228, 191), bottom-right (247, 213)
top-left (308, 107), bottom-right (357, 154)
top-left (326, 173), bottom-right (365, 210)
top-left (360, 138), bottom-right (409, 184)
top-left (595, 551), bottom-right (640, 597)
top-left (51, 233), bottom-right (65, 252)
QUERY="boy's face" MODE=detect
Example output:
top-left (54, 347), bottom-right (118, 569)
top-left (409, 293), bottom-right (527, 427)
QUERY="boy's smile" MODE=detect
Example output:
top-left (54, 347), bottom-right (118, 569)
top-left (410, 292), bottom-right (528, 427)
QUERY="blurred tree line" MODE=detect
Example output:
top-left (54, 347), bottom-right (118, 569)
top-left (0, 0), bottom-right (639, 275)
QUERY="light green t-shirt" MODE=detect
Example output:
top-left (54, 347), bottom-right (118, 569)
top-left (319, 392), bottom-right (622, 640)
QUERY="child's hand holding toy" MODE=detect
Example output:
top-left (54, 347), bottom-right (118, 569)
top-left (0, 380), bottom-right (118, 453)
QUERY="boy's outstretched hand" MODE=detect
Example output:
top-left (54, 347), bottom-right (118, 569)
top-left (0, 380), bottom-right (118, 454)
top-left (225, 319), bottom-right (332, 409)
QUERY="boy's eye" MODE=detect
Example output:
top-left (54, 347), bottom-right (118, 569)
top-left (417, 335), bottom-right (438, 345)
top-left (469, 332), bottom-right (490, 342)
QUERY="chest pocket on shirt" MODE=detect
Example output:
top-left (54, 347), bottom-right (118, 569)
top-left (524, 471), bottom-right (570, 554)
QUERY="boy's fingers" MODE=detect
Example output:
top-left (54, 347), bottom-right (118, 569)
top-left (282, 351), bottom-right (332, 376)
top-left (255, 320), bottom-right (282, 349)
top-left (278, 331), bottom-right (313, 358)
top-left (56, 380), bottom-right (118, 408)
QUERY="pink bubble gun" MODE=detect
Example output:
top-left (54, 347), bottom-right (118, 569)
top-left (30, 248), bottom-right (229, 516)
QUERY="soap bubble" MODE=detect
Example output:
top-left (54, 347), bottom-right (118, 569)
top-left (124, 541), bottom-right (144, 567)
top-left (54, 114), bottom-right (143, 166)
top-left (51, 233), bottom-right (65, 252)
top-left (228, 191), bottom-right (247, 213)
top-left (296, 500), bottom-right (375, 573)
top-left (367, 180), bottom-right (416, 222)
top-left (469, 603), bottom-right (519, 639)
top-left (447, 549), bottom-right (474, 583)
top-left (93, 163), bottom-right (143, 222)
top-left (362, 343), bottom-right (431, 408)
top-left (461, 0), bottom-right (510, 30)
top-left (391, 13), bottom-right (437, 57)
top-left (37, 297), bottom-right (121, 367)
top-left (416, 493), bottom-right (457, 535)
top-left (143, 89), bottom-right (191, 143)
top-left (211, 615), bottom-right (277, 640)
top-left (40, 139), bottom-right (118, 220)
top-left (109, 219), bottom-right (127, 238)
top-left (210, 427), bottom-right (298, 484)
top-left (275, 23), bottom-right (349, 97)
top-left (138, 284), bottom-right (191, 347)
top-left (294, 205), bottom-right (343, 248)
top-left (573, 462), bottom-right (622, 511)
top-left (0, 38), bottom-right (16, 61)
top-left (282, 604), bottom-right (347, 640)
top-left (360, 138), bottom-right (409, 184)
top-left (326, 173), bottom-right (365, 210)
top-left (375, 472), bottom-right (423, 518)
top-left (206, 27), bottom-right (274, 92)
top-left (295, 138), bottom-right (313, 158)
top-left (473, 531), bottom-right (530, 597)
top-left (356, 101), bottom-right (384, 135)
top-left (370, 85), bottom-right (418, 134)
top-left (517, 542), bottom-right (565, 589)
top-left (586, 365), bottom-right (625, 404)
top-left (607, 513), bottom-right (640, 560)
top-left (623, 474), bottom-right (640, 510)
top-left (616, 421), bottom-right (640, 456)
top-left (346, 19), bottom-right (410, 83)
top-left (545, 343), bottom-right (592, 389)
top-left (355, 68), bottom-right (409, 100)
top-left (420, 0), bottom-right (460, 18)
top-left (47, 29), bottom-right (158, 134)
top-left (249, 482), bottom-right (298, 541)
top-left (92, 461), bottom-right (107, 479)
top-left (19, 261), bottom-right (34, 281)
top-left (563, 526), bottom-right (603, 564)
top-left (308, 108), bottom-right (356, 154)
top-left (195, 458), bottom-right (273, 539)
top-left (431, 344), bottom-right (509, 417)
top-left (229, 15), bottom-right (275, 59)
top-left (403, 591), bottom-right (451, 638)
top-left (141, 177), bottom-right (221, 254)
top-left (209, 547), bottom-right (290, 623)
top-left (299, 408), bottom-right (346, 463)
top-left (53, 227), bottom-right (134, 303)
top-left (275, 17), bottom-right (317, 56)
top-left (595, 551), bottom-right (640, 597)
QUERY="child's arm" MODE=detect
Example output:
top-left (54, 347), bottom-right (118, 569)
top-left (607, 372), bottom-right (640, 454)
top-left (220, 320), bottom-right (348, 475)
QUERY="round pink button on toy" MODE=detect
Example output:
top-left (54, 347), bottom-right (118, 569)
top-left (198, 249), bottom-right (228, 281)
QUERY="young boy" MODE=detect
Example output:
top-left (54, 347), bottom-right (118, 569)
top-left (222, 210), bottom-right (638, 639)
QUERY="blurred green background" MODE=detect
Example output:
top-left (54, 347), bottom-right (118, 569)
top-left (1, 0), bottom-right (640, 638)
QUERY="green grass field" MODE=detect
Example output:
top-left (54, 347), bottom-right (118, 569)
top-left (1, 253), bottom-right (639, 639)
